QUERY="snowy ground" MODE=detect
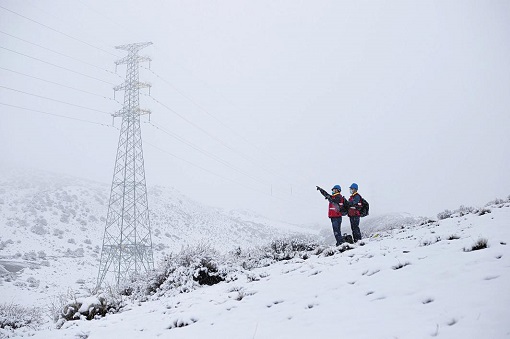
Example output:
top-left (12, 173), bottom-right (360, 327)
top-left (3, 201), bottom-right (509, 338)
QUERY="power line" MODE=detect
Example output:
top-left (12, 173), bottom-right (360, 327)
top-left (0, 4), bottom-right (119, 58)
top-left (0, 46), bottom-right (116, 85)
top-left (146, 67), bottom-right (315, 187)
top-left (143, 141), bottom-right (287, 202)
top-left (147, 120), bottom-right (310, 204)
top-left (0, 30), bottom-right (120, 77)
top-left (0, 66), bottom-right (120, 102)
top-left (147, 93), bottom-right (311, 196)
top-left (0, 85), bottom-right (112, 115)
top-left (147, 121), bottom-right (273, 187)
top-left (75, 0), bottom-right (125, 30)
top-left (145, 94), bottom-right (248, 158)
top-left (0, 102), bottom-right (111, 127)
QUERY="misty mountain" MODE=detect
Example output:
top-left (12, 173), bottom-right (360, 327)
top-left (0, 168), bottom-right (313, 305)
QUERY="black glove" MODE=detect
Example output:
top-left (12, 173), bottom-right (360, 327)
top-left (316, 186), bottom-right (320, 191)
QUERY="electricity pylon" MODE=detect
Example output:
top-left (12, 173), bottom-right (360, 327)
top-left (97, 42), bottom-right (154, 289)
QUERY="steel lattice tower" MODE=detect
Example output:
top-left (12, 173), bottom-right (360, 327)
top-left (97, 42), bottom-right (154, 289)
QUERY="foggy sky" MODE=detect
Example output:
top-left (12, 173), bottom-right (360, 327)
top-left (1, 0), bottom-right (509, 224)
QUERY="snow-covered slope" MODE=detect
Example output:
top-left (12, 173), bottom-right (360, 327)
top-left (0, 169), bottom-right (313, 307)
top-left (5, 198), bottom-right (509, 338)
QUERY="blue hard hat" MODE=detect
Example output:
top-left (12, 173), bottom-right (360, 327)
top-left (349, 183), bottom-right (358, 190)
top-left (332, 185), bottom-right (341, 191)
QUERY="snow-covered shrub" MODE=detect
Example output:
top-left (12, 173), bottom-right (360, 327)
top-left (22, 251), bottom-right (38, 261)
top-left (0, 303), bottom-right (42, 329)
top-left (421, 236), bottom-right (441, 246)
top-left (478, 208), bottom-right (491, 216)
top-left (267, 236), bottom-right (320, 261)
top-left (53, 228), bottom-right (64, 238)
top-left (167, 316), bottom-right (198, 329)
top-left (60, 214), bottom-right (70, 223)
top-left (127, 243), bottom-right (229, 299)
top-left (27, 277), bottom-right (39, 288)
top-left (232, 236), bottom-right (323, 270)
top-left (392, 261), bottom-right (411, 270)
top-left (464, 238), bottom-right (488, 252)
top-left (485, 197), bottom-right (507, 206)
top-left (53, 288), bottom-right (125, 327)
top-left (0, 239), bottom-right (14, 250)
top-left (64, 248), bottom-right (84, 257)
top-left (437, 209), bottom-right (453, 220)
top-left (456, 205), bottom-right (476, 216)
top-left (30, 224), bottom-right (48, 235)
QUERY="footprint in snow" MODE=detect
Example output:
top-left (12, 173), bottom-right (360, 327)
top-left (371, 296), bottom-right (386, 301)
top-left (422, 297), bottom-right (434, 304)
top-left (484, 275), bottom-right (499, 280)
top-left (447, 318), bottom-right (458, 326)
top-left (266, 300), bottom-right (284, 308)
top-left (366, 269), bottom-right (380, 276)
top-left (365, 291), bottom-right (374, 296)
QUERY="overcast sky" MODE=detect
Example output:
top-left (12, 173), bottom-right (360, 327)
top-left (1, 0), bottom-right (509, 224)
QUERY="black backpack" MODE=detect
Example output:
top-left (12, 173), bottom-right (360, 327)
top-left (359, 195), bottom-right (369, 217)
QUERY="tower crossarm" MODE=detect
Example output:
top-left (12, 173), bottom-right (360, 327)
top-left (115, 42), bottom-right (153, 52)
top-left (115, 55), bottom-right (152, 66)
top-left (113, 81), bottom-right (151, 92)
top-left (112, 107), bottom-right (152, 118)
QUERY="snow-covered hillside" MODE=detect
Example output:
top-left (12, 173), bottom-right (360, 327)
top-left (2, 194), bottom-right (509, 338)
top-left (0, 169), bottom-right (313, 308)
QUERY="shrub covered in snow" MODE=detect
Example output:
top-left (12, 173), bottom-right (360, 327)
top-left (51, 289), bottom-right (125, 328)
top-left (485, 196), bottom-right (510, 206)
top-left (0, 303), bottom-right (42, 330)
top-left (233, 235), bottom-right (323, 270)
top-left (125, 236), bottom-right (327, 301)
top-left (464, 238), bottom-right (488, 252)
top-left (437, 209), bottom-right (453, 220)
top-left (126, 243), bottom-right (231, 300)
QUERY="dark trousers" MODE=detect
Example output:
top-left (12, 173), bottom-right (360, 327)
top-left (349, 216), bottom-right (362, 242)
top-left (330, 217), bottom-right (343, 245)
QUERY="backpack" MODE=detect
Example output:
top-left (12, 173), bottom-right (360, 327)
top-left (339, 196), bottom-right (349, 216)
top-left (359, 195), bottom-right (369, 217)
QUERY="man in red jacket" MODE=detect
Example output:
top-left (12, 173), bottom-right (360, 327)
top-left (347, 183), bottom-right (363, 243)
top-left (317, 185), bottom-right (347, 246)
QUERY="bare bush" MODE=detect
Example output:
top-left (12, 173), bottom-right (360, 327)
top-left (0, 303), bottom-right (42, 329)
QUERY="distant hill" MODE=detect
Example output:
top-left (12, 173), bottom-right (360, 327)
top-left (0, 168), bottom-right (314, 306)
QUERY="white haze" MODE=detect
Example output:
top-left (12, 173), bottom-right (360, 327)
top-left (1, 0), bottom-right (509, 224)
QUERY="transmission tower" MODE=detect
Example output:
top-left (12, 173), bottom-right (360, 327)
top-left (97, 42), bottom-right (154, 289)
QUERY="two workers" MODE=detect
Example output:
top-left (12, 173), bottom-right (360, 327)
top-left (317, 183), bottom-right (363, 246)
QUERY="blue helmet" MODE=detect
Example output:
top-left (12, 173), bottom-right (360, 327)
top-left (332, 185), bottom-right (341, 191)
top-left (349, 183), bottom-right (358, 190)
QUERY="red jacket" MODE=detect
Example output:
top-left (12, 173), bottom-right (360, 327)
top-left (348, 193), bottom-right (362, 217)
top-left (328, 193), bottom-right (345, 218)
